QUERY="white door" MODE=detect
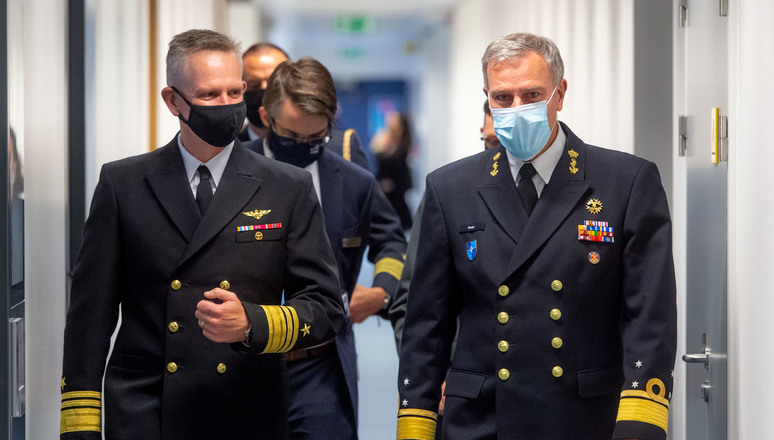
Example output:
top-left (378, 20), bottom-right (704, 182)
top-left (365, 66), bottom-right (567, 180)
top-left (675, 1), bottom-right (728, 438)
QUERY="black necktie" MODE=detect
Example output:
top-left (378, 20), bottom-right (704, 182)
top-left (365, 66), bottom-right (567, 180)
top-left (196, 165), bottom-right (213, 214)
top-left (517, 163), bottom-right (538, 216)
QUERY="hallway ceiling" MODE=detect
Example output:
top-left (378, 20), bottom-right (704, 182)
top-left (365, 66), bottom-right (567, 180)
top-left (260, 0), bottom-right (462, 15)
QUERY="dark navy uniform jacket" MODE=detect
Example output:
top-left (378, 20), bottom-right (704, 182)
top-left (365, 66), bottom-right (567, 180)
top-left (60, 137), bottom-right (345, 440)
top-left (244, 137), bottom-right (407, 419)
top-left (397, 123), bottom-right (676, 440)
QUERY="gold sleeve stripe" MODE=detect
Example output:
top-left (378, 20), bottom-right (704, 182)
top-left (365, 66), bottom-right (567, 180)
top-left (260, 305), bottom-right (299, 353)
top-left (61, 398), bottom-right (101, 409)
top-left (620, 389), bottom-right (670, 406)
top-left (343, 128), bottom-right (354, 162)
top-left (61, 391), bottom-right (101, 400)
top-left (60, 407), bottom-right (101, 434)
top-left (397, 409), bottom-right (437, 440)
top-left (616, 393), bottom-right (669, 433)
top-left (375, 257), bottom-right (404, 280)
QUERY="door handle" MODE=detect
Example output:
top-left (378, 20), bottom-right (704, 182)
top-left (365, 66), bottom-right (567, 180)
top-left (682, 353), bottom-right (709, 366)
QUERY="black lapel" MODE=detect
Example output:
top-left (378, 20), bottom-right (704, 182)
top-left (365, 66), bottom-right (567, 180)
top-left (177, 145), bottom-right (263, 267)
top-left (505, 123), bottom-right (591, 273)
top-left (146, 139), bottom-right (201, 242)
top-left (318, 153), bottom-right (343, 245)
top-left (478, 147), bottom-right (528, 245)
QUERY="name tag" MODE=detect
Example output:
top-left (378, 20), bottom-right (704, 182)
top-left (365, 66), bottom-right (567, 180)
top-left (342, 237), bottom-right (362, 248)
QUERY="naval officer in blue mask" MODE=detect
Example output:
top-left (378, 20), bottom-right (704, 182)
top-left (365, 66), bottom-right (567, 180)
top-left (396, 32), bottom-right (676, 440)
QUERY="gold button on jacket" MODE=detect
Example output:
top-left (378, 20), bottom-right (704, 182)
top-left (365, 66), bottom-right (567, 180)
top-left (551, 337), bottom-right (563, 349)
top-left (498, 368), bottom-right (510, 381)
top-left (497, 312), bottom-right (509, 324)
top-left (217, 363), bottom-right (227, 374)
top-left (171, 280), bottom-right (182, 291)
top-left (219, 280), bottom-right (230, 290)
top-left (550, 308), bottom-right (562, 320)
top-left (168, 322), bottom-right (179, 333)
top-left (551, 280), bottom-right (563, 291)
top-left (498, 340), bottom-right (509, 352)
top-left (552, 366), bottom-right (564, 377)
top-left (498, 285), bottom-right (510, 296)
top-left (167, 362), bottom-right (178, 374)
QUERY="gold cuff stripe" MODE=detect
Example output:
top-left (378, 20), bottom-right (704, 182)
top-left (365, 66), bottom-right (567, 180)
top-left (396, 412), bottom-right (437, 440)
top-left (280, 306), bottom-right (299, 352)
top-left (375, 257), bottom-right (404, 280)
top-left (261, 305), bottom-right (299, 353)
top-left (620, 389), bottom-right (670, 407)
top-left (616, 395), bottom-right (669, 433)
top-left (60, 407), bottom-right (101, 434)
top-left (397, 408), bottom-right (438, 420)
top-left (61, 391), bottom-right (101, 400)
top-left (61, 399), bottom-right (101, 409)
top-left (343, 128), bottom-right (354, 162)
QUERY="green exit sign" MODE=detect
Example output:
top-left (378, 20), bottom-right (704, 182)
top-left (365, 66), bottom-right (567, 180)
top-left (335, 15), bottom-right (376, 33)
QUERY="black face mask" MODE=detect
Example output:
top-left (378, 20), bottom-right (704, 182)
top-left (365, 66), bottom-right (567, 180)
top-left (243, 88), bottom-right (266, 128)
top-left (267, 130), bottom-right (330, 168)
top-left (171, 86), bottom-right (246, 147)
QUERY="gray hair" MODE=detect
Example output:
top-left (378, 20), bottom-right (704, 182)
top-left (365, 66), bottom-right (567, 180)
top-left (166, 29), bottom-right (242, 87)
top-left (481, 33), bottom-right (564, 89)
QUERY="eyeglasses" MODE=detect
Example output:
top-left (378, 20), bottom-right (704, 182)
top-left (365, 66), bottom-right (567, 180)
top-left (271, 121), bottom-right (331, 149)
top-left (481, 136), bottom-right (501, 150)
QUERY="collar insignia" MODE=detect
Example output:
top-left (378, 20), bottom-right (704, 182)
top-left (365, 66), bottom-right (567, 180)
top-left (491, 152), bottom-right (500, 176)
top-left (568, 149), bottom-right (579, 174)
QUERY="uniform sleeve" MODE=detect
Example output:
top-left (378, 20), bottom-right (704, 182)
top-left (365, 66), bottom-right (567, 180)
top-left (242, 172), bottom-right (346, 355)
top-left (366, 183), bottom-right (407, 315)
top-left (389, 195), bottom-right (425, 352)
top-left (61, 165), bottom-right (122, 439)
top-left (612, 161), bottom-right (677, 440)
top-left (396, 176), bottom-right (458, 440)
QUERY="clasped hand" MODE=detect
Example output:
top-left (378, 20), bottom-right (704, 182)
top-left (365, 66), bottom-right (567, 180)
top-left (195, 288), bottom-right (250, 343)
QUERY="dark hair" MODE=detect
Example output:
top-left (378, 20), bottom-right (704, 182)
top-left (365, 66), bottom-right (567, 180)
top-left (262, 57), bottom-right (337, 127)
top-left (243, 42), bottom-right (290, 60)
top-left (166, 29), bottom-right (241, 86)
top-left (483, 100), bottom-right (491, 126)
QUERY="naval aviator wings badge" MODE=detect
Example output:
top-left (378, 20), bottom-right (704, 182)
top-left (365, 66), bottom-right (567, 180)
top-left (243, 209), bottom-right (271, 220)
top-left (466, 240), bottom-right (478, 261)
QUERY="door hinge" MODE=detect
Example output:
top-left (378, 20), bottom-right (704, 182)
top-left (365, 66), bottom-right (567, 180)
top-left (679, 115), bottom-right (688, 157)
top-left (678, 0), bottom-right (688, 27)
top-left (720, 0), bottom-right (728, 17)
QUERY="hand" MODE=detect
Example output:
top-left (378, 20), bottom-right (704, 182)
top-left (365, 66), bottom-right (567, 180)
top-left (349, 284), bottom-right (387, 323)
top-left (195, 288), bottom-right (250, 343)
top-left (439, 381), bottom-right (447, 415)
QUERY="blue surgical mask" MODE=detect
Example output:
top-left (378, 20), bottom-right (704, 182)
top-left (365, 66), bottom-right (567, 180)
top-left (490, 84), bottom-right (559, 161)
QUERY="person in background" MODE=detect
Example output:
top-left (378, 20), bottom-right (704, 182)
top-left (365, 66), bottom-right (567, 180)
top-left (59, 29), bottom-right (344, 440)
top-left (370, 111), bottom-right (414, 230)
top-left (396, 32), bottom-right (676, 440)
top-left (252, 56), bottom-right (407, 440)
top-left (481, 100), bottom-right (501, 150)
top-left (239, 42), bottom-right (290, 142)
top-left (240, 42), bottom-right (370, 171)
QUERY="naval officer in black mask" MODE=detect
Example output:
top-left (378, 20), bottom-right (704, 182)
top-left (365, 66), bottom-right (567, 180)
top-left (59, 29), bottom-right (344, 440)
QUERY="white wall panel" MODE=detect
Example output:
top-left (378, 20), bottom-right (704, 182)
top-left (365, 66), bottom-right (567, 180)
top-left (22, 0), bottom-right (68, 438)
top-left (91, 0), bottom-right (149, 194)
top-left (732, 1), bottom-right (774, 438)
